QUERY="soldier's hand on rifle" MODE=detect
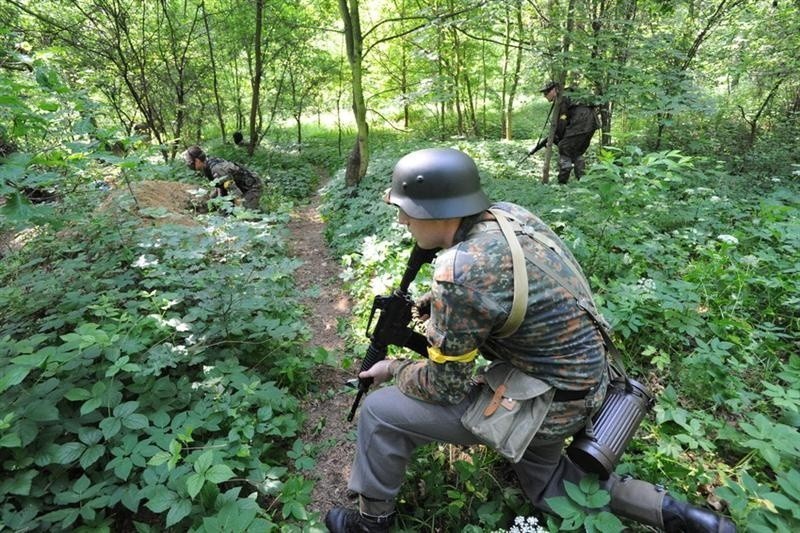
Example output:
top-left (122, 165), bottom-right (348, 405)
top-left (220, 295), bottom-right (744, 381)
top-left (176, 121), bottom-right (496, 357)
top-left (528, 139), bottom-right (548, 155)
top-left (359, 359), bottom-right (394, 386)
top-left (414, 292), bottom-right (432, 321)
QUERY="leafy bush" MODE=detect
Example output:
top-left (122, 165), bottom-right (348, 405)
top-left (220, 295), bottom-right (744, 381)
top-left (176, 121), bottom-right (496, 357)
top-left (0, 205), bottom-right (325, 530)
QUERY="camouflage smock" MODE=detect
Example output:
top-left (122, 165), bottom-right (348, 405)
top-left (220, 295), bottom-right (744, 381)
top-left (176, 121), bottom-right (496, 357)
top-left (204, 157), bottom-right (263, 209)
top-left (391, 201), bottom-right (608, 440)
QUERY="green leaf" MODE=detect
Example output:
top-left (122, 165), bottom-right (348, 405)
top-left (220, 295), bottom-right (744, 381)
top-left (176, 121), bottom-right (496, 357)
top-left (100, 417), bottom-right (122, 440)
top-left (282, 500), bottom-right (308, 520)
top-left (0, 432), bottom-right (22, 448)
top-left (122, 413), bottom-right (149, 430)
top-left (205, 464), bottom-right (235, 484)
top-left (579, 475), bottom-right (601, 494)
top-left (150, 410), bottom-right (171, 428)
top-left (585, 488), bottom-right (611, 508)
top-left (40, 507), bottom-right (80, 528)
top-left (78, 427), bottom-right (103, 445)
top-left (114, 401), bottom-right (140, 417)
top-left (186, 472), bottom-right (205, 499)
top-left (65, 387), bottom-right (92, 401)
top-left (56, 442), bottom-right (86, 464)
top-left (146, 488), bottom-right (177, 513)
top-left (80, 444), bottom-right (106, 469)
top-left (121, 485), bottom-right (141, 513)
top-left (114, 457), bottom-right (134, 480)
top-left (760, 446), bottom-right (782, 470)
top-left (12, 350), bottom-right (50, 367)
top-left (73, 475), bottom-right (91, 493)
top-left (560, 513), bottom-right (585, 531)
top-left (3, 470), bottom-right (37, 496)
top-left (545, 496), bottom-right (581, 519)
top-left (776, 470), bottom-right (800, 500)
top-left (194, 450), bottom-right (214, 474)
top-left (295, 456), bottom-right (316, 471)
top-left (25, 400), bottom-right (59, 421)
top-left (148, 451), bottom-right (172, 466)
top-left (80, 397), bottom-right (103, 415)
top-left (564, 480), bottom-right (589, 507)
top-left (592, 511), bottom-right (625, 533)
top-left (165, 498), bottom-right (192, 527)
top-left (764, 491), bottom-right (796, 510)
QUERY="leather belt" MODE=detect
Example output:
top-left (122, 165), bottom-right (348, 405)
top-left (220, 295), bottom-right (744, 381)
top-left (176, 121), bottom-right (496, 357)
top-left (553, 388), bottom-right (592, 402)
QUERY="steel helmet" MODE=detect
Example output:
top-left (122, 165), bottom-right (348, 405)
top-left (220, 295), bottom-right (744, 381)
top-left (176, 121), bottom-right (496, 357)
top-left (386, 148), bottom-right (490, 219)
top-left (540, 80), bottom-right (559, 94)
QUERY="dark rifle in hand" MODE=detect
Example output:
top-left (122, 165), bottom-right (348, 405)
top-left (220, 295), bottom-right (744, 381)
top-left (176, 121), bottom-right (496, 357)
top-left (347, 244), bottom-right (438, 421)
top-left (517, 101), bottom-right (556, 167)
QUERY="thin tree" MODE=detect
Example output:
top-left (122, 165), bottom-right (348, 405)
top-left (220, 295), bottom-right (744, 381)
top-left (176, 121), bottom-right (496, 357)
top-left (247, 0), bottom-right (264, 156)
top-left (339, 0), bottom-right (369, 186)
top-left (201, 1), bottom-right (226, 142)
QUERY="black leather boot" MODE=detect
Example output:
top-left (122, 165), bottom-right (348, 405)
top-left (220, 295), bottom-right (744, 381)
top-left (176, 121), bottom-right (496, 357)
top-left (325, 507), bottom-right (393, 533)
top-left (662, 495), bottom-right (736, 533)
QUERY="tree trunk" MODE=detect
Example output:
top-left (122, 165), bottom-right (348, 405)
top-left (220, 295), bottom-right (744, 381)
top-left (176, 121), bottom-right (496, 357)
top-left (339, 0), bottom-right (369, 186)
top-left (503, 1), bottom-right (523, 141)
top-left (542, 0), bottom-right (575, 184)
top-left (248, 0), bottom-right (264, 156)
top-left (201, 1), bottom-right (226, 142)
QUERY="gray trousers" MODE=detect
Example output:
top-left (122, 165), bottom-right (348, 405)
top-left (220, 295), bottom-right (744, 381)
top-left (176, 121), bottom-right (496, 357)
top-left (348, 385), bottom-right (665, 529)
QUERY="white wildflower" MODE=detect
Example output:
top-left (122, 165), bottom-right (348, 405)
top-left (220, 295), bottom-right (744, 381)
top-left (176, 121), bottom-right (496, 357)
top-left (637, 278), bottom-right (656, 293)
top-left (740, 255), bottom-right (759, 267)
top-left (133, 254), bottom-right (158, 268)
top-left (716, 234), bottom-right (739, 245)
top-left (490, 515), bottom-right (547, 533)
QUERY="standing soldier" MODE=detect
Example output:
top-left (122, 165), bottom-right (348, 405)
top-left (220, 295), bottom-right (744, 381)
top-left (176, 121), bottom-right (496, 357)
top-left (529, 81), bottom-right (600, 184)
top-left (184, 146), bottom-right (263, 210)
top-left (326, 148), bottom-right (736, 533)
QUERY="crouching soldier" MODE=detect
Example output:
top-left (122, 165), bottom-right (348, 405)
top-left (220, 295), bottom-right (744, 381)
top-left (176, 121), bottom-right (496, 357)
top-left (184, 146), bottom-right (263, 210)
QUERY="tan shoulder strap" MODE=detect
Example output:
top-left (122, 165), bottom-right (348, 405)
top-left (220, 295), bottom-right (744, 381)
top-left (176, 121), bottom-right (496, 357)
top-left (488, 208), bottom-right (528, 338)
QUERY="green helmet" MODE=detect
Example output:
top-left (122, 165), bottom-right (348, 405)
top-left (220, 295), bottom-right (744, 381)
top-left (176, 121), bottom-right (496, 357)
top-left (387, 148), bottom-right (490, 219)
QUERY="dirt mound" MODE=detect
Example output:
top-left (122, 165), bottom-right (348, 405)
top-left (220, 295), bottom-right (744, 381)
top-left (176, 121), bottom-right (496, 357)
top-left (98, 180), bottom-right (206, 226)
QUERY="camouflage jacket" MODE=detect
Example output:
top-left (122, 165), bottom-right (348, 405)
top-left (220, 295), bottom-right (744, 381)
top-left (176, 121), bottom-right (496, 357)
top-left (204, 157), bottom-right (262, 194)
top-left (391, 202), bottom-right (607, 437)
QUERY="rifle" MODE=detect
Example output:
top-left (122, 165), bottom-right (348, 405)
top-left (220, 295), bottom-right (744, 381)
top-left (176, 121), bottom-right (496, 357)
top-left (347, 244), bottom-right (439, 421)
top-left (517, 101), bottom-right (556, 167)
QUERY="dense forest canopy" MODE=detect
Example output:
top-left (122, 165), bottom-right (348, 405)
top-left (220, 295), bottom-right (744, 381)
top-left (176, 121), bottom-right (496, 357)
top-left (1, 0), bottom-right (799, 531)
top-left (3, 0), bottom-right (799, 180)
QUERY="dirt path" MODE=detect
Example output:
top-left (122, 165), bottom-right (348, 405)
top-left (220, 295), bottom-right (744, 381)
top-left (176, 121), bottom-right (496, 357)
top-left (288, 179), bottom-right (358, 517)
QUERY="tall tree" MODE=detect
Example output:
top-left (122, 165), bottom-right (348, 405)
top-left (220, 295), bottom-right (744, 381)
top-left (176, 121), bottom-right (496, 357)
top-left (339, 0), bottom-right (369, 185)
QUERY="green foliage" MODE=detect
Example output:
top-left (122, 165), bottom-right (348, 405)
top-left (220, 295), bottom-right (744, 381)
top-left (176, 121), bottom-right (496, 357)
top-left (0, 203), bottom-right (325, 529)
top-left (397, 444), bottom-right (530, 532)
top-left (545, 477), bottom-right (623, 533)
top-left (717, 469), bottom-right (800, 532)
top-left (322, 140), bottom-right (800, 530)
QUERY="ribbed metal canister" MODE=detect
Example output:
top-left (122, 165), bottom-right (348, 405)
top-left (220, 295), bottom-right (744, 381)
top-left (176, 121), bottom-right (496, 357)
top-left (566, 378), bottom-right (654, 478)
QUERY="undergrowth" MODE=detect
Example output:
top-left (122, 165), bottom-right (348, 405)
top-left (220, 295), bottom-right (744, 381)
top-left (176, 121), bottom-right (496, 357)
top-left (321, 141), bottom-right (800, 531)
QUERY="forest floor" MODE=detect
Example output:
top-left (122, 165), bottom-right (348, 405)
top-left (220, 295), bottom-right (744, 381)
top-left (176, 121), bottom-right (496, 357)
top-left (288, 175), bottom-right (359, 517)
